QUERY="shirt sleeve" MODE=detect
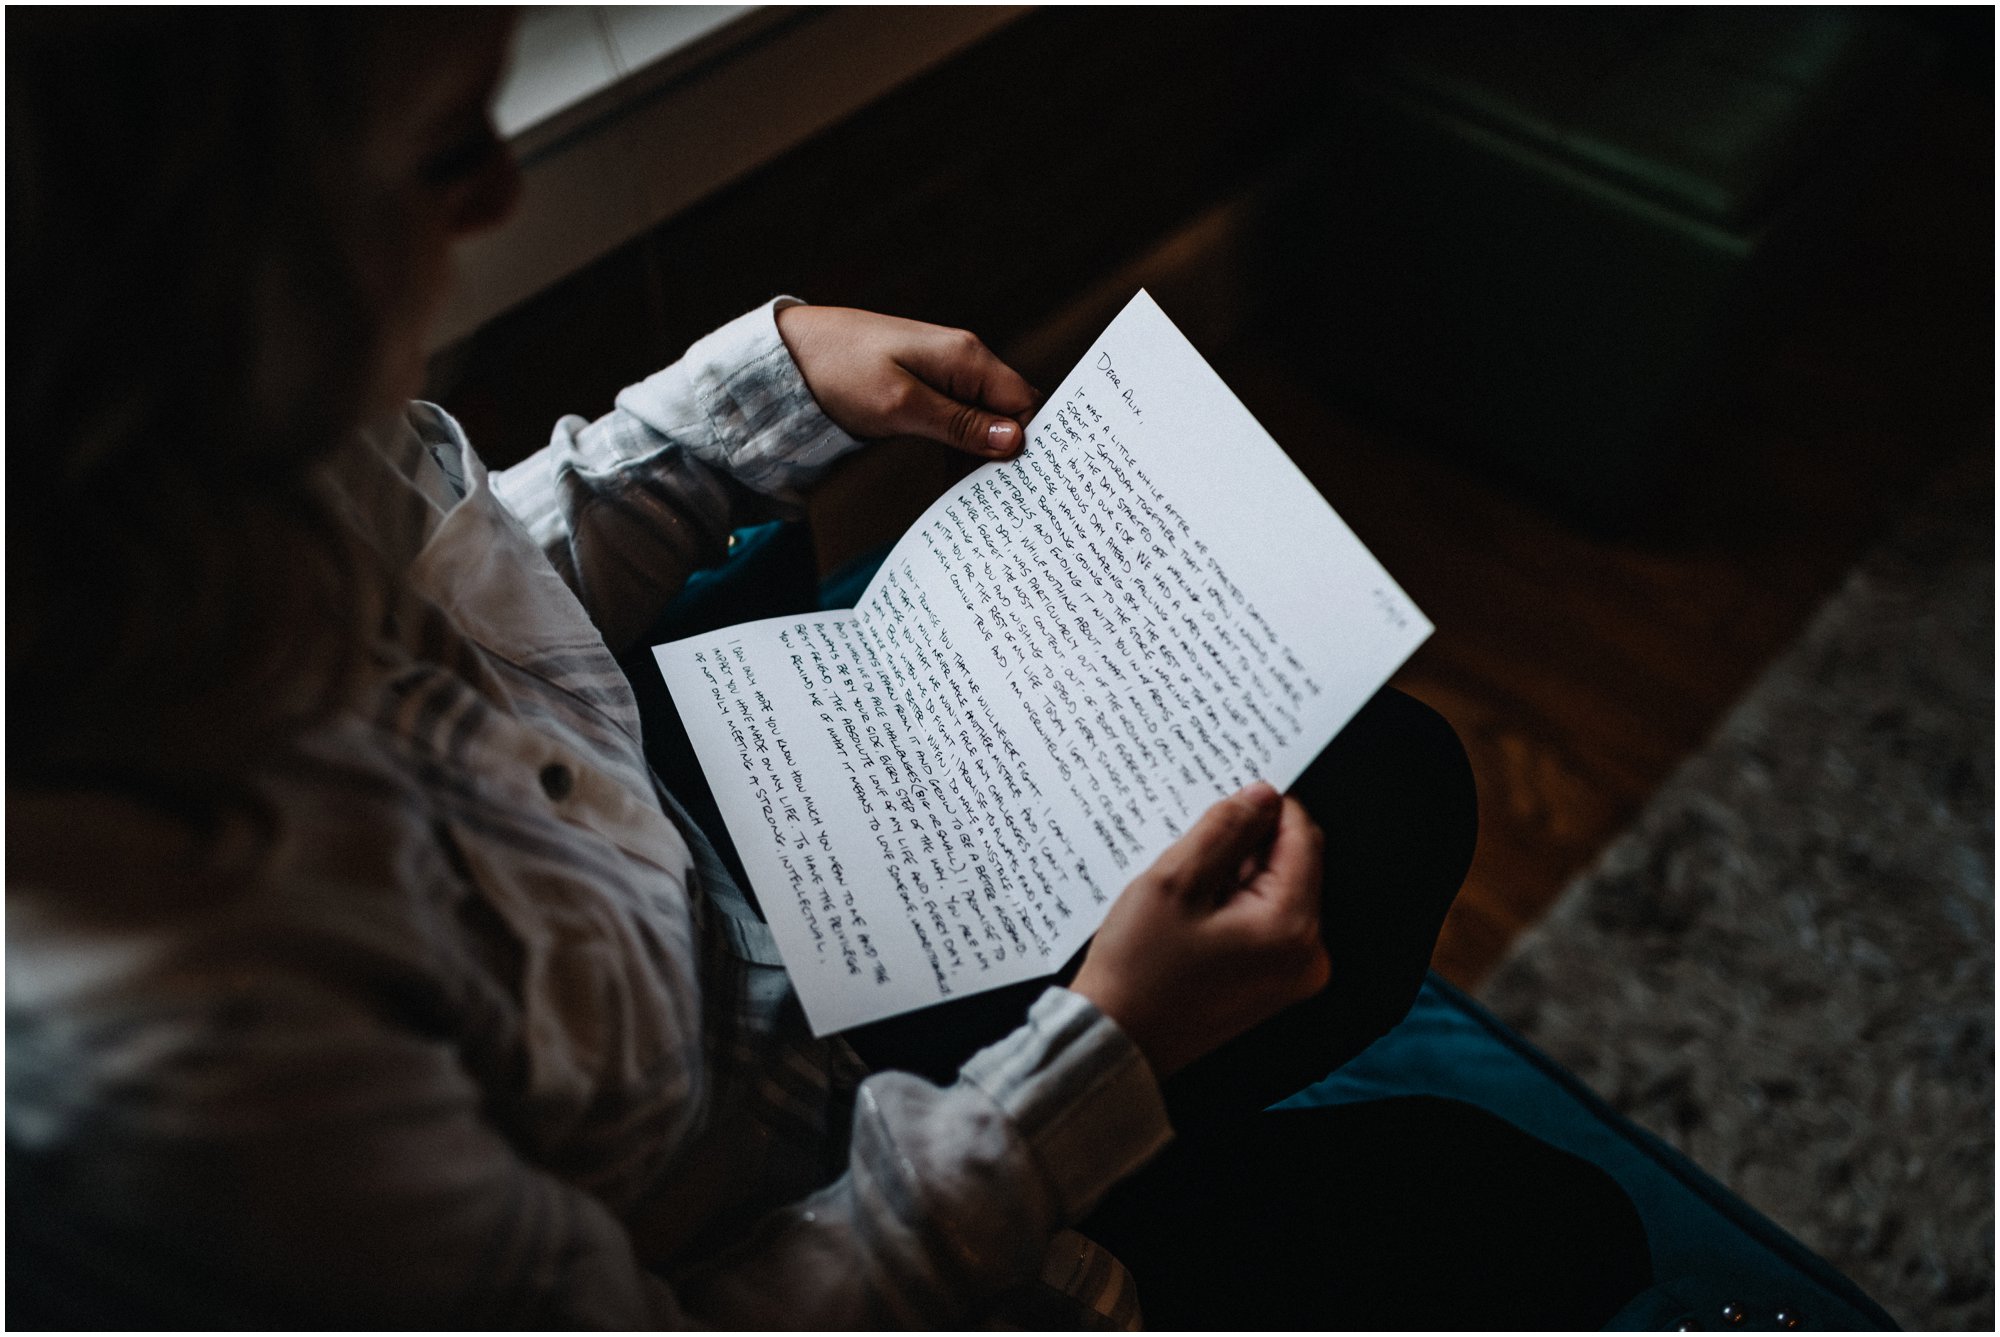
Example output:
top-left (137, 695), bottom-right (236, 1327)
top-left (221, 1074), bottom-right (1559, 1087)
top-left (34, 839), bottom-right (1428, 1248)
top-left (20, 976), bottom-right (1170, 1329)
top-left (676, 987), bottom-right (1174, 1327)
top-left (487, 297), bottom-right (865, 652)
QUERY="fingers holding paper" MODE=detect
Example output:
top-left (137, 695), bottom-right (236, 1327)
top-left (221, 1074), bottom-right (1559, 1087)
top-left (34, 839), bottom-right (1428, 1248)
top-left (775, 304), bottom-right (1039, 460)
top-left (1068, 782), bottom-right (1330, 1081)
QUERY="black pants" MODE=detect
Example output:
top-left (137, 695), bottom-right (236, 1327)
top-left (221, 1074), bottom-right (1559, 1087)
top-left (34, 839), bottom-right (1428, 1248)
top-left (624, 535), bottom-right (1651, 1329)
top-left (1083, 1094), bottom-right (1653, 1329)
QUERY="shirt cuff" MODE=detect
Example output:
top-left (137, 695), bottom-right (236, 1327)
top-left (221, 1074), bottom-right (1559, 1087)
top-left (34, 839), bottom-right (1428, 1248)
top-left (613, 297), bottom-right (865, 506)
top-left (958, 987), bottom-right (1173, 1222)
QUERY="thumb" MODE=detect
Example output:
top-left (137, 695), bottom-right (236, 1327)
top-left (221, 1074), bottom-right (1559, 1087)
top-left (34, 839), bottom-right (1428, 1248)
top-left (1151, 781), bottom-right (1282, 901)
top-left (898, 376), bottom-right (1027, 459)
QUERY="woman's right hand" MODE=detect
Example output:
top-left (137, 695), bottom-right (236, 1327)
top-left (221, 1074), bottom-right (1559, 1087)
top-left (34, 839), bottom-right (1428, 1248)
top-left (1068, 782), bottom-right (1329, 1081)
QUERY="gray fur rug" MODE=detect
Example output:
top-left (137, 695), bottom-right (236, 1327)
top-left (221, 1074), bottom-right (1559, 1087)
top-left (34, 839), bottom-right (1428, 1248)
top-left (1483, 449), bottom-right (1994, 1331)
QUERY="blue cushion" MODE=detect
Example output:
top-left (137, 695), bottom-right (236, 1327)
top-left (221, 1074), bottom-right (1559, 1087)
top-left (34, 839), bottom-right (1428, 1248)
top-left (816, 541), bottom-right (892, 611)
top-left (646, 521), bottom-right (820, 646)
top-left (1279, 975), bottom-right (1898, 1330)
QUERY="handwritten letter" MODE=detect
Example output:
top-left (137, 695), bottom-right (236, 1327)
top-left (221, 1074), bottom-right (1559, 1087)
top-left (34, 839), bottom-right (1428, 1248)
top-left (658, 291), bottom-right (1430, 1033)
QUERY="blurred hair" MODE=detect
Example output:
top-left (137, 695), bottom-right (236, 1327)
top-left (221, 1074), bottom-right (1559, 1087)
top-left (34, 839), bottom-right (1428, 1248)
top-left (7, 10), bottom-right (410, 799)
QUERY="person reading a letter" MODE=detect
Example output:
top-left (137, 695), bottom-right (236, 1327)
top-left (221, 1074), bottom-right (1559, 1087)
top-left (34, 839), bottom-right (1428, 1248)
top-left (8, 10), bottom-right (1648, 1328)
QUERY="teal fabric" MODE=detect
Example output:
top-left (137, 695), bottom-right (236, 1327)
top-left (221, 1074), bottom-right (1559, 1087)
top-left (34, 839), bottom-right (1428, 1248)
top-left (815, 541), bottom-right (892, 611)
top-left (655, 522), bottom-right (884, 638)
top-left (645, 521), bottom-right (818, 647)
top-left (1279, 975), bottom-right (1898, 1330)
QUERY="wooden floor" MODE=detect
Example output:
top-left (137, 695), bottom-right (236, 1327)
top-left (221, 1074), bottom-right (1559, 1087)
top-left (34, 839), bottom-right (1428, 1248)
top-left (439, 74), bottom-right (1988, 990)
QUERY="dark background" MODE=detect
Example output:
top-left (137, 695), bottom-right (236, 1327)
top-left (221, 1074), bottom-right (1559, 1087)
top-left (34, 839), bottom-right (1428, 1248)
top-left (431, 5), bottom-right (1993, 984)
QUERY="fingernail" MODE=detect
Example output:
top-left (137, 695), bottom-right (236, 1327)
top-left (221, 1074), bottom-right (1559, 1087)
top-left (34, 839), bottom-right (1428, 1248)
top-left (986, 421), bottom-right (1018, 454)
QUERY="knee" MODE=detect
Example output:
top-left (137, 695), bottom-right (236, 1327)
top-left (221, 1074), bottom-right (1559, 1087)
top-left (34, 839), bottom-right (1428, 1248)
top-left (1365, 689), bottom-right (1476, 817)
top-left (1391, 691), bottom-right (1477, 885)
top-left (1311, 688), bottom-right (1478, 893)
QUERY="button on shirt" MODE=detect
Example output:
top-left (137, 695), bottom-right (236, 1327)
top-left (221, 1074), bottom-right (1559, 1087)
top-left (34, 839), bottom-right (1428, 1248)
top-left (6, 300), bottom-right (1172, 1328)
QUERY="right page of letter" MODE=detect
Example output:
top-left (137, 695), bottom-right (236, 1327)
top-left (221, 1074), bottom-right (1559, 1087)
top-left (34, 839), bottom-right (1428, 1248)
top-left (840, 290), bottom-right (1433, 962)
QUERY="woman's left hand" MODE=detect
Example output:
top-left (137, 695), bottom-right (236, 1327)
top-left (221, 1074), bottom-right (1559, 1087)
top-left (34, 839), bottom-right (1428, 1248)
top-left (776, 305), bottom-right (1039, 460)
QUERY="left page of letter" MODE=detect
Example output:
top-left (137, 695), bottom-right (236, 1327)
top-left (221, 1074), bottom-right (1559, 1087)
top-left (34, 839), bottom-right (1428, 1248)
top-left (658, 613), bottom-right (1094, 1033)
